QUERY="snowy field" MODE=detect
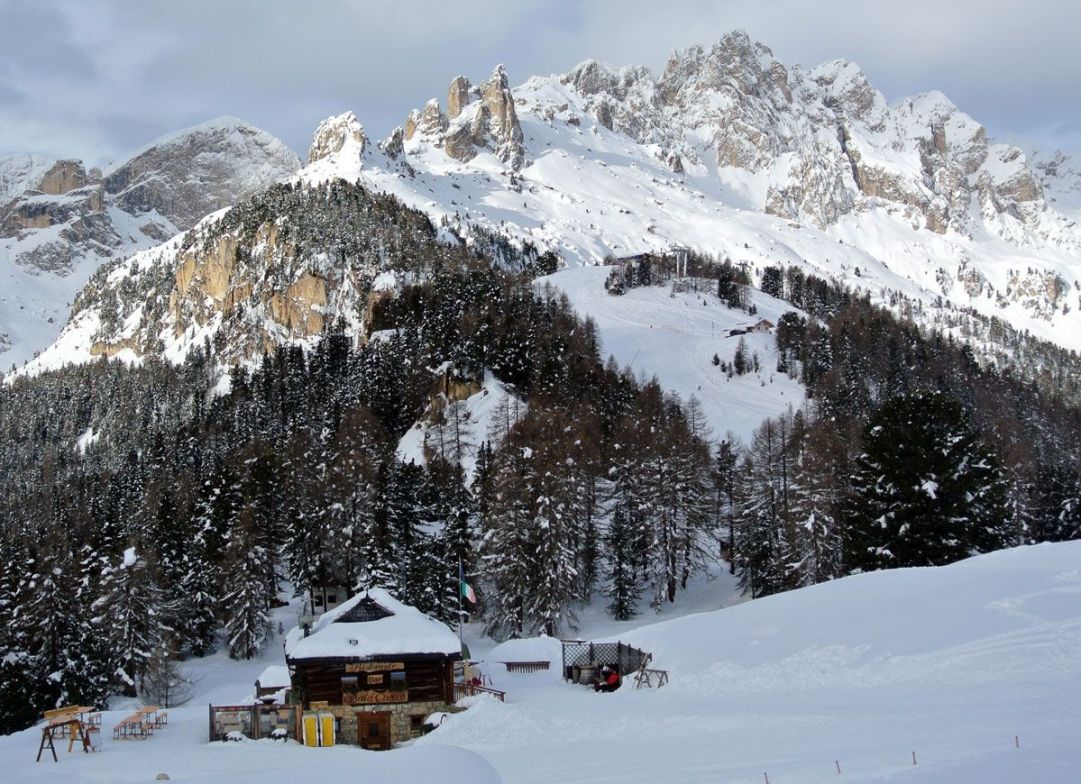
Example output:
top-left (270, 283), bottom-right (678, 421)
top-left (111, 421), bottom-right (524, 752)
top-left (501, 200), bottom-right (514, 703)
top-left (2, 542), bottom-right (1079, 783)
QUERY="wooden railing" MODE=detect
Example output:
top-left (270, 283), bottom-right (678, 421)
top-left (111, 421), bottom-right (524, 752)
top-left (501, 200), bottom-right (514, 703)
top-left (453, 682), bottom-right (506, 702)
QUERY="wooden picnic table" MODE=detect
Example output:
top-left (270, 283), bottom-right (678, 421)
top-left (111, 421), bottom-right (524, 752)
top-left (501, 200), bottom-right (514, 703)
top-left (113, 712), bottom-right (152, 740)
top-left (42, 706), bottom-right (98, 736)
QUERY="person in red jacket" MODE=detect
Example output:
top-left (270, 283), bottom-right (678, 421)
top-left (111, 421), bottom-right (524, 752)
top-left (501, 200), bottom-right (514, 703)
top-left (594, 665), bottom-right (621, 692)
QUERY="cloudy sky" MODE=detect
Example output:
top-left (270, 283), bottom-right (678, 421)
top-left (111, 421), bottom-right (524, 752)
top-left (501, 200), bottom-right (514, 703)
top-left (1, 0), bottom-right (1078, 164)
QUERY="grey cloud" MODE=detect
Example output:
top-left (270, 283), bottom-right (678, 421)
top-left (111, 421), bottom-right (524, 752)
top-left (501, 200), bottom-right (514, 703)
top-left (0, 0), bottom-right (97, 79)
top-left (1, 0), bottom-right (1079, 161)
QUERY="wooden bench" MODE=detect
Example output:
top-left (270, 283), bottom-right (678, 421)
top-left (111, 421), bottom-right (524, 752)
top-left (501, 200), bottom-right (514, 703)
top-left (499, 660), bottom-right (550, 673)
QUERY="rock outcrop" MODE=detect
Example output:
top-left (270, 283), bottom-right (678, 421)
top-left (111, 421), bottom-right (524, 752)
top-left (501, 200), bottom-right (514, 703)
top-left (308, 112), bottom-right (367, 164)
top-left (402, 66), bottom-right (525, 170)
top-left (103, 117), bottom-right (299, 230)
top-left (38, 160), bottom-right (93, 195)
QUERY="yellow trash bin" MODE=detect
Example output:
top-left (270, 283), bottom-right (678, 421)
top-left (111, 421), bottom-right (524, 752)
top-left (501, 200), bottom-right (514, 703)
top-left (302, 712), bottom-right (319, 747)
top-left (318, 712), bottom-right (335, 747)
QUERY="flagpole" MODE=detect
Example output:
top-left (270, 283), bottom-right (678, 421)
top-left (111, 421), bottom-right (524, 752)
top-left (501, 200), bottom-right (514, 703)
top-left (458, 557), bottom-right (465, 652)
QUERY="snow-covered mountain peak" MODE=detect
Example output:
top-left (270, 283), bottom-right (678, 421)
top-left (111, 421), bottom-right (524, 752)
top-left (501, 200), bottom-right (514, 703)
top-left (0, 117), bottom-right (300, 370)
top-left (15, 31), bottom-right (1081, 384)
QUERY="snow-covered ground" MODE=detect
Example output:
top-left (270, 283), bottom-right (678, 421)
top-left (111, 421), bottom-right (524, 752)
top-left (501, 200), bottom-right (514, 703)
top-left (2, 542), bottom-right (1078, 783)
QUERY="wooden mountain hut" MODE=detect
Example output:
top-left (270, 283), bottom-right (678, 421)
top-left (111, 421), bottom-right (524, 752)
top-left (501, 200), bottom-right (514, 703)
top-left (285, 588), bottom-right (463, 750)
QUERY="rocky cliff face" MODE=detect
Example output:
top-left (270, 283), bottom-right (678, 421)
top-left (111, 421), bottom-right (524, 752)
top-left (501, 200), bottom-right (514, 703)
top-left (345, 32), bottom-right (1079, 348)
top-left (308, 112), bottom-right (367, 164)
top-left (0, 118), bottom-right (300, 368)
top-left (1, 118), bottom-right (299, 274)
top-left (41, 181), bottom-right (454, 371)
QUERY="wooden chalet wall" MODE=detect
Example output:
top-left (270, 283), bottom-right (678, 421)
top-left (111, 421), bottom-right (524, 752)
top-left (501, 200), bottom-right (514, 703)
top-left (291, 656), bottom-right (455, 708)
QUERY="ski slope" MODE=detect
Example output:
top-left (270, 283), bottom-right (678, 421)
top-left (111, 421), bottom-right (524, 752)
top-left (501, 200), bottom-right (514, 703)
top-left (1, 542), bottom-right (1078, 783)
top-left (543, 265), bottom-right (805, 442)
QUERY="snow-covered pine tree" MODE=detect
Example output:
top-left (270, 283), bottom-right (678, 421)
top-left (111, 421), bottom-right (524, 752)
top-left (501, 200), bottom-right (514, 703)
top-left (845, 392), bottom-right (1011, 571)
top-left (714, 438), bottom-right (740, 575)
top-left (220, 529), bottom-right (273, 660)
top-left (480, 440), bottom-right (532, 638)
top-left (479, 405), bottom-right (590, 637)
top-left (93, 547), bottom-right (168, 694)
top-left (785, 413), bottom-right (843, 585)
top-left (604, 506), bottom-right (641, 620)
top-left (734, 419), bottom-right (784, 598)
top-left (0, 540), bottom-right (38, 733)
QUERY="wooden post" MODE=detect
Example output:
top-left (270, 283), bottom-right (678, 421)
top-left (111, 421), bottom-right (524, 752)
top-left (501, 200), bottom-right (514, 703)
top-left (912, 751), bottom-right (917, 765)
top-left (836, 759), bottom-right (841, 774)
top-left (1014, 735), bottom-right (1020, 749)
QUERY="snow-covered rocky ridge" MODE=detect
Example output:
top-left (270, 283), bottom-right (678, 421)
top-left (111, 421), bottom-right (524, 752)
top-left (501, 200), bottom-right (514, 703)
top-left (18, 31), bottom-right (1081, 389)
top-left (0, 118), bottom-right (300, 369)
top-left (322, 31), bottom-right (1080, 351)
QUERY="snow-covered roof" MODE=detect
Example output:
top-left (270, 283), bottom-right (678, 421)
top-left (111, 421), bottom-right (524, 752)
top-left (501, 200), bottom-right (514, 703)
top-left (285, 588), bottom-right (462, 661)
top-left (256, 665), bottom-right (290, 688)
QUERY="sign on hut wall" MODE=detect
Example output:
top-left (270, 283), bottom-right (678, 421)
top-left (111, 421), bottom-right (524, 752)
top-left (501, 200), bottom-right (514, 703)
top-left (343, 690), bottom-right (408, 705)
top-left (345, 662), bottom-right (405, 673)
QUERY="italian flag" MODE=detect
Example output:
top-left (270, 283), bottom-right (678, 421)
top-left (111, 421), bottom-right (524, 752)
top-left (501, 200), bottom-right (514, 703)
top-left (459, 559), bottom-right (477, 604)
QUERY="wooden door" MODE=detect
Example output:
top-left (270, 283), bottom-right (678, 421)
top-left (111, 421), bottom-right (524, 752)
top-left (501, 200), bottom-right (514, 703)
top-left (358, 712), bottom-right (391, 750)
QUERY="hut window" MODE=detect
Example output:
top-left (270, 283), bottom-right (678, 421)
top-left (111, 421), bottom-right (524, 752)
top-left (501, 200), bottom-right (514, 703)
top-left (410, 714), bottom-right (423, 731)
top-left (341, 676), bottom-right (358, 688)
top-left (389, 671), bottom-right (407, 691)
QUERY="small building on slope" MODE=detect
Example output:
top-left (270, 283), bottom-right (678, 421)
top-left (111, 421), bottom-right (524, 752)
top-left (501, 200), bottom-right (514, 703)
top-left (284, 588), bottom-right (463, 750)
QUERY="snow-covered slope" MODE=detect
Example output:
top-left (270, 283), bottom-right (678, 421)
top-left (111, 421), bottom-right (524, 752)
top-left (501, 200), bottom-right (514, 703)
top-left (0, 118), bottom-right (299, 370)
top-left (1, 541), bottom-right (1074, 783)
top-left (437, 541), bottom-right (1081, 783)
top-left (544, 266), bottom-right (804, 442)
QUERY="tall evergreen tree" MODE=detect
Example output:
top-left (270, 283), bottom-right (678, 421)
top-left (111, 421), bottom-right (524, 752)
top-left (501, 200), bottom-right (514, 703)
top-left (845, 393), bottom-right (1010, 571)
